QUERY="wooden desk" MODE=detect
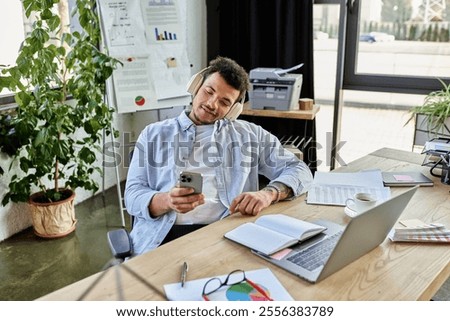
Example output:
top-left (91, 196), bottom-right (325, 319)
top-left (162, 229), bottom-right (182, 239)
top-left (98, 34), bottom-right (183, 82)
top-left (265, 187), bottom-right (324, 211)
top-left (39, 148), bottom-right (450, 301)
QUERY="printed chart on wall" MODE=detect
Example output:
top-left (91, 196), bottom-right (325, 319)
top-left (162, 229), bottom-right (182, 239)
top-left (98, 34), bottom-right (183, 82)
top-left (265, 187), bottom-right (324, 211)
top-left (142, 0), bottom-right (191, 100)
top-left (98, 0), bottom-right (191, 113)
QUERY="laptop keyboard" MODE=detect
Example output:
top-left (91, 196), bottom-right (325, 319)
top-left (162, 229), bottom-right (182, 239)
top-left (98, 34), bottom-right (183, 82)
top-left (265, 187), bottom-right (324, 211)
top-left (287, 231), bottom-right (343, 271)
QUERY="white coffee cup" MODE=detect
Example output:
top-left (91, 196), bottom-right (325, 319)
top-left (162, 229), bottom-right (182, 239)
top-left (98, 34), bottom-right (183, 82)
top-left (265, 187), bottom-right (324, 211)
top-left (345, 192), bottom-right (377, 215)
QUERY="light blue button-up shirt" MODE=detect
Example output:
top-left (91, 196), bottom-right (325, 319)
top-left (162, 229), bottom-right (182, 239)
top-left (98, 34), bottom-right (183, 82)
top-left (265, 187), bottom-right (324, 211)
top-left (124, 111), bottom-right (313, 255)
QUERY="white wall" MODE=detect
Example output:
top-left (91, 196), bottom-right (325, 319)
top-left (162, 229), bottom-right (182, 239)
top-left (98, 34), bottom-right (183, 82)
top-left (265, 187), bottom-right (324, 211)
top-left (0, 0), bottom-right (207, 241)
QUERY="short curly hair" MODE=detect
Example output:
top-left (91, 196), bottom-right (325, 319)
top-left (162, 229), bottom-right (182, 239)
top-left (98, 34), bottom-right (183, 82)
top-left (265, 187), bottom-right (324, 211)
top-left (202, 56), bottom-right (249, 102)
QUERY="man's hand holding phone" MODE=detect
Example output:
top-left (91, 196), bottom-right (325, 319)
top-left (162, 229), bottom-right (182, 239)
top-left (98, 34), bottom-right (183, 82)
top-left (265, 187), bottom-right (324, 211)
top-left (168, 171), bottom-right (204, 214)
top-left (168, 187), bottom-right (204, 214)
top-left (148, 172), bottom-right (205, 217)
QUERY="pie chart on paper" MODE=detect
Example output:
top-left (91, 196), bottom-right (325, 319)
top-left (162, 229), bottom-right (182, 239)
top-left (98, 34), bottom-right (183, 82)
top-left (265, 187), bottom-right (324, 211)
top-left (135, 96), bottom-right (146, 106)
top-left (207, 282), bottom-right (271, 301)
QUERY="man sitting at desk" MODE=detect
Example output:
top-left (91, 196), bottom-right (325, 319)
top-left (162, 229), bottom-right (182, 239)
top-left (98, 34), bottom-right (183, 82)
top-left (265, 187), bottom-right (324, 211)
top-left (124, 56), bottom-right (313, 255)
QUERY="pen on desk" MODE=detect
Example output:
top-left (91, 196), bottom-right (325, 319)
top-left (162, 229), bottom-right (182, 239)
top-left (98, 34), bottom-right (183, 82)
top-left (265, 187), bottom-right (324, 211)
top-left (181, 261), bottom-right (188, 287)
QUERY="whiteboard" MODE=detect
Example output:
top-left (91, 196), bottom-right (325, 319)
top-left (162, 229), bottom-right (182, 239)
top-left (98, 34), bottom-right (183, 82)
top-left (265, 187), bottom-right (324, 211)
top-left (98, 0), bottom-right (191, 113)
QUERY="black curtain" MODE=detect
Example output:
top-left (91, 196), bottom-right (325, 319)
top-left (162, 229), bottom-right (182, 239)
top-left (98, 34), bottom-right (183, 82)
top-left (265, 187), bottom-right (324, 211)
top-left (206, 0), bottom-right (314, 100)
top-left (206, 0), bottom-right (317, 170)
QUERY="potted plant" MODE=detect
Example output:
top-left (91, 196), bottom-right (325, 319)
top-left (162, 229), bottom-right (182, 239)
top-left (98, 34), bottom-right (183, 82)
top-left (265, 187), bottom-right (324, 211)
top-left (408, 79), bottom-right (450, 139)
top-left (0, 0), bottom-right (120, 238)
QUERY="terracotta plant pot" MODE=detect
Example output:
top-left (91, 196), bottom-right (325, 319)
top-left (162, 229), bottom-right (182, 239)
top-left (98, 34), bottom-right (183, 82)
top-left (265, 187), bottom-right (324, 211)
top-left (28, 189), bottom-right (77, 238)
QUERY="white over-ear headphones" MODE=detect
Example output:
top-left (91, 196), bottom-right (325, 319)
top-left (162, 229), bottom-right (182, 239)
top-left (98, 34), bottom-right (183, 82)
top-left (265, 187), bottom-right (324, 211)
top-left (186, 67), bottom-right (245, 121)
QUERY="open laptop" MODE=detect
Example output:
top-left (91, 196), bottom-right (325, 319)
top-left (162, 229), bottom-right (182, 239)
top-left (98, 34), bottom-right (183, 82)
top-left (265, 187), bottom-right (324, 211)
top-left (253, 186), bottom-right (418, 283)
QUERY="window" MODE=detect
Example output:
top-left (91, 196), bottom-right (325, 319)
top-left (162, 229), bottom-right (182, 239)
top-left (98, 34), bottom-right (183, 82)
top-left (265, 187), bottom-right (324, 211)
top-left (344, 0), bottom-right (450, 94)
top-left (0, 0), bottom-right (70, 104)
top-left (314, 0), bottom-right (437, 171)
top-left (0, 2), bottom-right (26, 68)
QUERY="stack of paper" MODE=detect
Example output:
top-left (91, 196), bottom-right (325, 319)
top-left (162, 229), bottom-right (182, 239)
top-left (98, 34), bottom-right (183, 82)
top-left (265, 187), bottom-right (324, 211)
top-left (307, 169), bottom-right (391, 206)
top-left (388, 219), bottom-right (450, 243)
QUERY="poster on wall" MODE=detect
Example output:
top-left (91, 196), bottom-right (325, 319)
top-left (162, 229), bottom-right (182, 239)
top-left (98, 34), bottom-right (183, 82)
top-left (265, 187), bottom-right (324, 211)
top-left (141, 0), bottom-right (183, 44)
top-left (98, 0), bottom-right (191, 113)
top-left (149, 44), bottom-right (191, 100)
top-left (141, 0), bottom-right (191, 101)
top-left (111, 57), bottom-right (158, 113)
top-left (98, 0), bottom-right (149, 57)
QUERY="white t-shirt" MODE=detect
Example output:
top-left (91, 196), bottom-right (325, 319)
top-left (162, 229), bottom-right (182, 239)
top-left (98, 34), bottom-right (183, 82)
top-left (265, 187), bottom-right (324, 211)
top-left (176, 124), bottom-right (227, 224)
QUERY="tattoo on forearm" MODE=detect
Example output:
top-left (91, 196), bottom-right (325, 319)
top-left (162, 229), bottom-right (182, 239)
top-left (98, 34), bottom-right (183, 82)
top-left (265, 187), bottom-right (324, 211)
top-left (271, 182), bottom-right (293, 200)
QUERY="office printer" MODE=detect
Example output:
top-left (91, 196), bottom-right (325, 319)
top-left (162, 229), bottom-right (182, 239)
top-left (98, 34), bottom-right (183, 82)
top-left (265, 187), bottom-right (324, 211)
top-left (249, 63), bottom-right (303, 111)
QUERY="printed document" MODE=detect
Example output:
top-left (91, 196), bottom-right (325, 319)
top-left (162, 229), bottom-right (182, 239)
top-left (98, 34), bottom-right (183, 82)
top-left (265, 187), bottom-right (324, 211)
top-left (164, 268), bottom-right (293, 301)
top-left (307, 169), bottom-right (391, 206)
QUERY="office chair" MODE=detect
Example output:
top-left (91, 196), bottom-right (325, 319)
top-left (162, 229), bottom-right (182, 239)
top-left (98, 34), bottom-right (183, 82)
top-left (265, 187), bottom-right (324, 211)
top-left (107, 227), bottom-right (133, 261)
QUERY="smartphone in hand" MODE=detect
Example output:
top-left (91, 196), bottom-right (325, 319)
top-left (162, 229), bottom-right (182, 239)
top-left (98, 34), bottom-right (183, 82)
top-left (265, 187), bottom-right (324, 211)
top-left (178, 171), bottom-right (203, 194)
